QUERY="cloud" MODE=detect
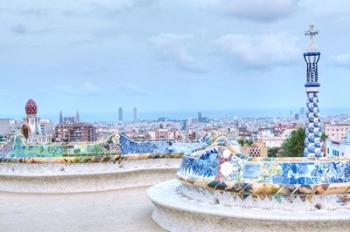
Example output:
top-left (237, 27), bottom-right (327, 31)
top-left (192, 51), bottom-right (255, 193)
top-left (2, 0), bottom-right (156, 14)
top-left (11, 24), bottom-right (27, 34)
top-left (184, 0), bottom-right (299, 22)
top-left (89, 0), bottom-right (157, 14)
top-left (10, 23), bottom-right (51, 36)
top-left (54, 82), bottom-right (101, 97)
top-left (2, 0), bottom-right (157, 34)
top-left (150, 33), bottom-right (206, 73)
top-left (81, 82), bottom-right (100, 95)
top-left (222, 0), bottom-right (299, 22)
top-left (56, 0), bottom-right (157, 19)
top-left (214, 33), bottom-right (301, 69)
top-left (55, 82), bottom-right (148, 98)
top-left (0, 92), bottom-right (13, 98)
top-left (332, 53), bottom-right (350, 68)
top-left (116, 84), bottom-right (150, 96)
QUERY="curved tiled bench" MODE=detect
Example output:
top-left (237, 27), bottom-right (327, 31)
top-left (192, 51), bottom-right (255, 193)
top-left (148, 139), bottom-right (350, 231)
top-left (148, 180), bottom-right (350, 232)
top-left (176, 144), bottom-right (350, 210)
top-left (0, 154), bottom-right (182, 193)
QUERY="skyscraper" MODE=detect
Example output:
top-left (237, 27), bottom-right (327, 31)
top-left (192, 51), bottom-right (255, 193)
top-left (181, 120), bottom-right (187, 131)
top-left (303, 25), bottom-right (322, 157)
top-left (118, 107), bottom-right (123, 122)
top-left (133, 107), bottom-right (138, 122)
top-left (59, 111), bottom-right (63, 124)
top-left (76, 111), bottom-right (80, 123)
top-left (198, 112), bottom-right (202, 122)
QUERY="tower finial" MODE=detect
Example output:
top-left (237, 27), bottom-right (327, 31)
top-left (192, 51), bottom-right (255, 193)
top-left (305, 24), bottom-right (319, 51)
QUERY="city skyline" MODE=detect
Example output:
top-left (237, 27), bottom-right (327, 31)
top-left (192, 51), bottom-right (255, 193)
top-left (4, 97), bottom-right (350, 122)
top-left (1, 0), bottom-right (350, 117)
top-left (5, 107), bottom-right (350, 123)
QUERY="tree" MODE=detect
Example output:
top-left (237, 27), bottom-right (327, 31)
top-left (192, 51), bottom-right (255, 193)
top-left (268, 147), bottom-right (279, 157)
top-left (281, 128), bottom-right (305, 157)
top-left (321, 133), bottom-right (328, 142)
top-left (238, 139), bottom-right (245, 147)
top-left (238, 138), bottom-right (253, 147)
top-left (245, 140), bottom-right (253, 146)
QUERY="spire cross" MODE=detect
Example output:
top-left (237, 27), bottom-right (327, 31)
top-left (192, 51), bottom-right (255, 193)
top-left (305, 24), bottom-right (319, 50)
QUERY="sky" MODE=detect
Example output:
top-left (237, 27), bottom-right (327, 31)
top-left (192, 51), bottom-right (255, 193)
top-left (1, 0), bottom-right (350, 121)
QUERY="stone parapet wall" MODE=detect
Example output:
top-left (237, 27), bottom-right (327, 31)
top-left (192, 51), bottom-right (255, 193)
top-left (0, 158), bottom-right (181, 193)
top-left (148, 180), bottom-right (350, 232)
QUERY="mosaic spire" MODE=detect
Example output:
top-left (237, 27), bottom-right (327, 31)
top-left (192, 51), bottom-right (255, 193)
top-left (305, 24), bottom-right (319, 51)
top-left (303, 24), bottom-right (322, 157)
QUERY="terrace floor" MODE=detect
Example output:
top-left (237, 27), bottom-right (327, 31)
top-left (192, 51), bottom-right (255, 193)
top-left (0, 187), bottom-right (165, 232)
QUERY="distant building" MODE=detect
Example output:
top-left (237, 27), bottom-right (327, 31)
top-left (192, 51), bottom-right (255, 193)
top-left (63, 116), bottom-right (76, 123)
top-left (59, 111), bottom-right (63, 123)
top-left (258, 128), bottom-right (274, 138)
top-left (234, 117), bottom-right (239, 128)
top-left (198, 112), bottom-right (202, 122)
top-left (155, 129), bottom-right (169, 140)
top-left (59, 111), bottom-right (80, 124)
top-left (324, 123), bottom-right (350, 141)
top-left (294, 113), bottom-right (299, 120)
top-left (0, 119), bottom-right (15, 136)
top-left (188, 131), bottom-right (197, 140)
top-left (76, 111), bottom-right (80, 123)
top-left (259, 124), bottom-right (302, 148)
top-left (118, 107), bottom-right (123, 122)
top-left (326, 132), bottom-right (350, 157)
top-left (39, 119), bottom-right (55, 136)
top-left (181, 120), bottom-right (187, 131)
top-left (55, 123), bottom-right (96, 142)
top-left (197, 112), bottom-right (208, 123)
top-left (226, 127), bottom-right (239, 140)
top-left (133, 107), bottom-right (138, 122)
top-left (238, 126), bottom-right (251, 138)
top-left (157, 117), bottom-right (167, 122)
top-left (260, 137), bottom-right (285, 148)
top-left (299, 107), bottom-right (305, 116)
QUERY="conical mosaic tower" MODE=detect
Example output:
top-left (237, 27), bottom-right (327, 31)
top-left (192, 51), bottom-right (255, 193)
top-left (303, 25), bottom-right (322, 157)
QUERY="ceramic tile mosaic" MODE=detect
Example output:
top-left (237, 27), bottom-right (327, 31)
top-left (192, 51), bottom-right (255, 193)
top-left (119, 133), bottom-right (208, 155)
top-left (1, 134), bottom-right (118, 158)
top-left (0, 132), bottom-right (204, 162)
top-left (177, 136), bottom-right (350, 210)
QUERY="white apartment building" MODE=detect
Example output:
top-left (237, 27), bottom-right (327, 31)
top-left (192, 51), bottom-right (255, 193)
top-left (324, 123), bottom-right (350, 141)
top-left (260, 137), bottom-right (285, 148)
top-left (0, 119), bottom-right (16, 136)
top-left (326, 140), bottom-right (350, 157)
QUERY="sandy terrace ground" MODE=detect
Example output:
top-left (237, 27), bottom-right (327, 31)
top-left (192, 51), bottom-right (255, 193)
top-left (0, 187), bottom-right (165, 232)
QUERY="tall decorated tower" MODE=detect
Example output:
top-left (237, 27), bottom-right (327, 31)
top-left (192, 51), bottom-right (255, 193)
top-left (25, 99), bottom-right (39, 135)
top-left (303, 25), bottom-right (322, 157)
top-left (23, 99), bottom-right (42, 143)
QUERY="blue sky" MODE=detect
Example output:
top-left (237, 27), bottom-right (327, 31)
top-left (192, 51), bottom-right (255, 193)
top-left (1, 0), bottom-right (350, 121)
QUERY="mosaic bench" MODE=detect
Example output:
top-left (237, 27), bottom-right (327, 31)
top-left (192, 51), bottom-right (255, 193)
top-left (177, 141), bottom-right (350, 211)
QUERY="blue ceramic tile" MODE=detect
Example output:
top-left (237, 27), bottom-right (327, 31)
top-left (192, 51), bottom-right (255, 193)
top-left (243, 163), bottom-right (261, 179)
